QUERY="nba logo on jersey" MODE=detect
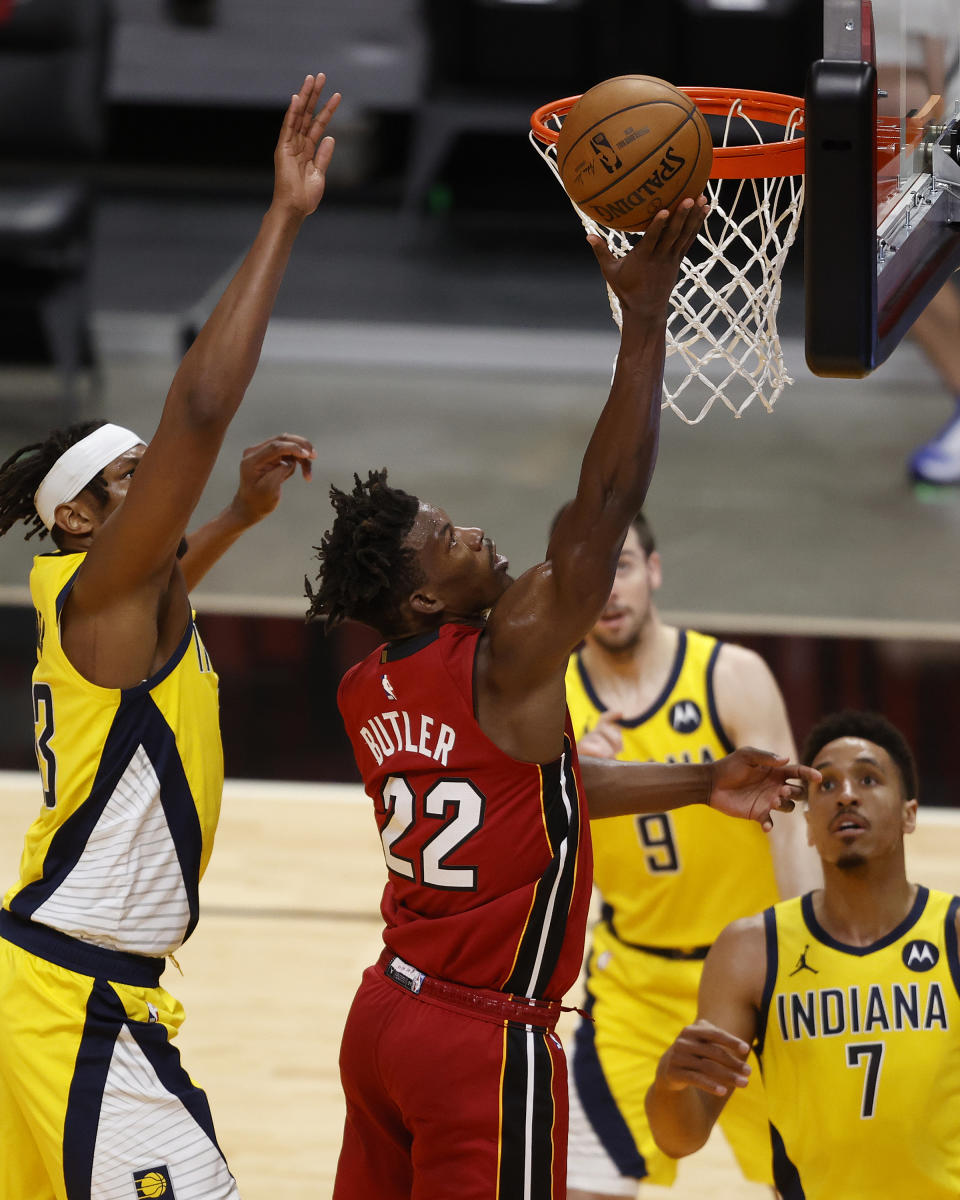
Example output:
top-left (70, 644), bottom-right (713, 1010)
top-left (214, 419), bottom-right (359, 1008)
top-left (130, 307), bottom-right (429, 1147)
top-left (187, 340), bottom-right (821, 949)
top-left (133, 1165), bottom-right (175, 1197)
top-left (902, 939), bottom-right (940, 971)
top-left (669, 700), bottom-right (701, 733)
top-left (381, 674), bottom-right (397, 701)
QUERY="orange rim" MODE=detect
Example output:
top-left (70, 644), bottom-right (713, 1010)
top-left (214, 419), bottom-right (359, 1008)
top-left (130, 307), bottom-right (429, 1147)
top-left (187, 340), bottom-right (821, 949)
top-left (530, 86), bottom-right (805, 180)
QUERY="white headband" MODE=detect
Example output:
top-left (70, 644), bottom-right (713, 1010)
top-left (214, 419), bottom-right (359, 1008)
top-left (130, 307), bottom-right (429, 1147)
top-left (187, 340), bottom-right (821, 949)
top-left (34, 424), bottom-right (143, 530)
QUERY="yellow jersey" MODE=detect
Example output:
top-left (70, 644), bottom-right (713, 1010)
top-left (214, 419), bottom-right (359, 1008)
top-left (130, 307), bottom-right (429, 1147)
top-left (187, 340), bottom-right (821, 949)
top-left (758, 888), bottom-right (960, 1199)
top-left (3, 551), bottom-right (223, 957)
top-left (565, 629), bottom-right (779, 948)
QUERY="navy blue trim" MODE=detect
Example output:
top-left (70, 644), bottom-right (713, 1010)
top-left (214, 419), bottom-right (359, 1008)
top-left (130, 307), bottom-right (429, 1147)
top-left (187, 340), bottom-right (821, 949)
top-left (945, 896), bottom-right (960, 1000)
top-left (380, 630), bottom-right (440, 662)
top-left (63, 980), bottom-right (123, 1198)
top-left (575, 630), bottom-right (687, 729)
top-left (0, 908), bottom-right (163, 987)
top-left (62, 979), bottom-right (231, 1197)
top-left (801, 886), bottom-right (929, 955)
top-left (704, 639), bottom-right (736, 753)
top-left (770, 1122), bottom-right (805, 1199)
top-left (55, 565), bottom-right (82, 623)
top-left (756, 907), bottom-right (779, 1056)
top-left (127, 1019), bottom-right (229, 1164)
top-left (571, 970), bottom-right (648, 1180)
top-left (598, 905), bottom-right (709, 959)
top-left (120, 619), bottom-right (196, 699)
top-left (11, 695), bottom-right (204, 944)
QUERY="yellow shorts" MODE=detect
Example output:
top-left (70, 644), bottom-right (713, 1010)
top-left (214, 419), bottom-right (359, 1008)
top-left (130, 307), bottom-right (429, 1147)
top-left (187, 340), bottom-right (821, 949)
top-left (0, 910), bottom-right (239, 1200)
top-left (567, 920), bottom-right (772, 1193)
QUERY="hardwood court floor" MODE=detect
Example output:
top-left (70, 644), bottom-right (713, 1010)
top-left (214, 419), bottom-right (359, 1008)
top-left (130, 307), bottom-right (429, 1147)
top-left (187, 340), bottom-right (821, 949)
top-left (1, 773), bottom-right (958, 1198)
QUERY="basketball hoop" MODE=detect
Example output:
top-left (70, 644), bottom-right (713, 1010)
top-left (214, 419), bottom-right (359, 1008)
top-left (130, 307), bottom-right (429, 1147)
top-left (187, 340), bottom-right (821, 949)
top-left (530, 88), bottom-right (805, 423)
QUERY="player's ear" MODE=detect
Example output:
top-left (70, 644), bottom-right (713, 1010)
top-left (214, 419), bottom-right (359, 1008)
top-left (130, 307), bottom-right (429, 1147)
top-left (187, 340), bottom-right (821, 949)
top-left (54, 495), bottom-right (98, 539)
top-left (902, 797), bottom-right (918, 835)
top-left (647, 550), bottom-right (663, 591)
top-left (408, 587), bottom-right (443, 617)
top-left (803, 800), bottom-right (814, 845)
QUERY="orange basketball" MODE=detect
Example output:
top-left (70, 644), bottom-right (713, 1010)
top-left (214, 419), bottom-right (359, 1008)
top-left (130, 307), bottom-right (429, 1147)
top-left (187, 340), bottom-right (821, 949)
top-left (556, 75), bottom-right (713, 233)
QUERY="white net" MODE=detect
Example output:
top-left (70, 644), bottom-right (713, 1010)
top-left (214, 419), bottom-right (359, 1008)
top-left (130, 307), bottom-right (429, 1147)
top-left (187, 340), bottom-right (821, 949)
top-left (530, 96), bottom-right (804, 423)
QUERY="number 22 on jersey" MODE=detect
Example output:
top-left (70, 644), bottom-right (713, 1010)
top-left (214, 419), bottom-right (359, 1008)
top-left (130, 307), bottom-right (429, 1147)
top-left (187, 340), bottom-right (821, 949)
top-left (378, 775), bottom-right (485, 890)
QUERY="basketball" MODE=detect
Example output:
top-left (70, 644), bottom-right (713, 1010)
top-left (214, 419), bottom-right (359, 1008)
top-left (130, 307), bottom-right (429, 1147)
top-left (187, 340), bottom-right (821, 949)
top-left (555, 75), bottom-right (713, 233)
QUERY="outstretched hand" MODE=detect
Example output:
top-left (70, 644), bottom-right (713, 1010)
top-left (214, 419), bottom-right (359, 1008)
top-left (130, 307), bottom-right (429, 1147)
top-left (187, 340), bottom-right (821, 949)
top-left (708, 748), bottom-right (820, 832)
top-left (229, 434), bottom-right (316, 526)
top-left (274, 73), bottom-right (341, 216)
top-left (587, 196), bottom-right (708, 321)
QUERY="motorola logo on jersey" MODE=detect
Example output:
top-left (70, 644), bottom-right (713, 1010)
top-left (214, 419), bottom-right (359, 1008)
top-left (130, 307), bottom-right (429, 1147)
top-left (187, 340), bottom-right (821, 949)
top-left (669, 700), bottom-right (702, 733)
top-left (902, 939), bottom-right (940, 971)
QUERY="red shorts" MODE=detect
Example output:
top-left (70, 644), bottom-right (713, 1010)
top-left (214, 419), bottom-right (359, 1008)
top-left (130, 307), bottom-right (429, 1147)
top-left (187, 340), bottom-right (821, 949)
top-left (334, 951), bottom-right (568, 1200)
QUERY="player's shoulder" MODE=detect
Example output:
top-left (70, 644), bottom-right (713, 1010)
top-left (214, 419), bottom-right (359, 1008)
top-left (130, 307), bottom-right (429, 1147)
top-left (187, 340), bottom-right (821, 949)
top-left (702, 912), bottom-right (769, 1002)
top-left (336, 647), bottom-right (380, 707)
top-left (713, 911), bottom-right (768, 955)
top-left (713, 640), bottom-right (773, 680)
top-left (711, 641), bottom-right (785, 719)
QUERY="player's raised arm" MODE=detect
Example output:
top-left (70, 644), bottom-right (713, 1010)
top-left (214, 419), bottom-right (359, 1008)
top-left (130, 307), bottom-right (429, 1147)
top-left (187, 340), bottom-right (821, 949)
top-left (72, 76), bottom-right (338, 614)
top-left (478, 201), bottom-right (707, 759)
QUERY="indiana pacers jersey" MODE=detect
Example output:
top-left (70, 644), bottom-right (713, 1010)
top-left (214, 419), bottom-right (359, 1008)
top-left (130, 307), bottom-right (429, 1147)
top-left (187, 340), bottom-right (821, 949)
top-left (3, 550), bottom-right (223, 957)
top-left (565, 629), bottom-right (779, 949)
top-left (759, 888), bottom-right (960, 1199)
top-left (338, 623), bottom-right (592, 1001)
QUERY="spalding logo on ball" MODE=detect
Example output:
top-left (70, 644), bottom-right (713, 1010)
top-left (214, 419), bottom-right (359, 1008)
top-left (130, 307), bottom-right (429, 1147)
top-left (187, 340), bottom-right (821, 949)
top-left (556, 75), bottom-right (713, 233)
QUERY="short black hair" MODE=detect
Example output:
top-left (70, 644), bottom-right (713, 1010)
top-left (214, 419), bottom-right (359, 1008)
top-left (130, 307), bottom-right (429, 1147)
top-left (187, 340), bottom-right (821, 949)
top-left (305, 469), bottom-right (423, 635)
top-left (0, 420), bottom-right (110, 546)
top-left (549, 505), bottom-right (656, 556)
top-left (801, 710), bottom-right (919, 801)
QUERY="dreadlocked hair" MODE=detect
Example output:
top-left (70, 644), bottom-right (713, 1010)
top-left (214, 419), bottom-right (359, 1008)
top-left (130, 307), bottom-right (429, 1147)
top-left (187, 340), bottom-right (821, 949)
top-left (0, 420), bottom-right (110, 544)
top-left (305, 469), bottom-right (422, 635)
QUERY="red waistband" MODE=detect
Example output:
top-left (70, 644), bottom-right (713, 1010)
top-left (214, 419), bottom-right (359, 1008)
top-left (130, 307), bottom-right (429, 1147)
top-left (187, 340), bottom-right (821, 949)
top-left (377, 948), bottom-right (563, 1029)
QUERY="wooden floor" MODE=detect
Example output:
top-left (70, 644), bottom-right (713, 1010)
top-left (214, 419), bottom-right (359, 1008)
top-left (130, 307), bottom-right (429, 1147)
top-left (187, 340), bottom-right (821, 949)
top-left (1, 772), bottom-right (958, 1198)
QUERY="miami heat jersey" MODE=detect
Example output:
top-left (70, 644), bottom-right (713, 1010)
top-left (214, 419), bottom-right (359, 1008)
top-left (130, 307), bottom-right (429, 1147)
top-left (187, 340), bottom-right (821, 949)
top-left (338, 623), bottom-right (592, 1001)
top-left (564, 629), bottom-right (779, 948)
top-left (3, 550), bottom-right (223, 957)
top-left (759, 888), bottom-right (960, 1199)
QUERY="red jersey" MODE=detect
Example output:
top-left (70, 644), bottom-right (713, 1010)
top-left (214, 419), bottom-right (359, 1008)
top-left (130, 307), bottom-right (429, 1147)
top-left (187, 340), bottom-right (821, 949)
top-left (338, 623), bottom-right (593, 1002)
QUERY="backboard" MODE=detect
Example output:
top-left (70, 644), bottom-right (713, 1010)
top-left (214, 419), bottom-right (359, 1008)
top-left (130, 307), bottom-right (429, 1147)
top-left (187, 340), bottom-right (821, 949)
top-left (805, 0), bottom-right (960, 376)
